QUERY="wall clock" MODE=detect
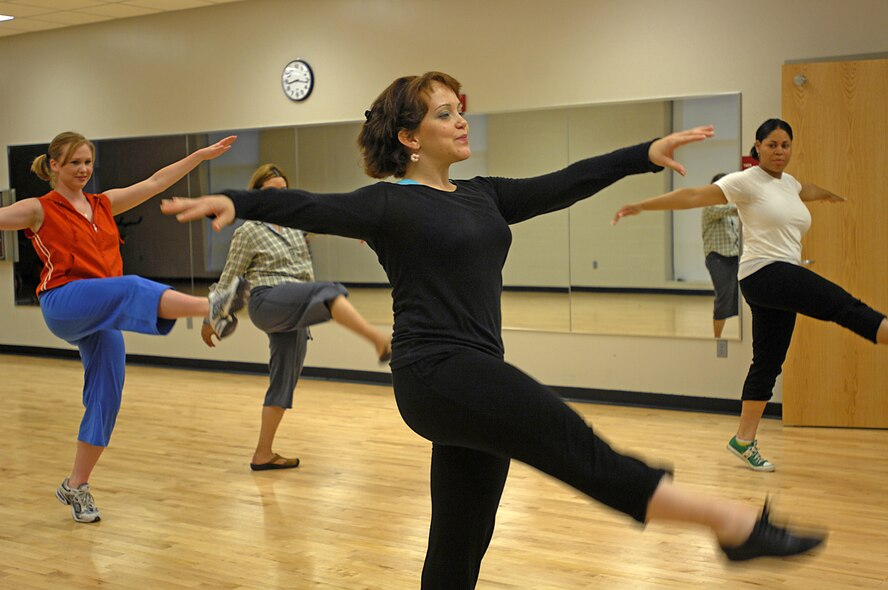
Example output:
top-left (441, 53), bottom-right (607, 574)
top-left (282, 59), bottom-right (314, 102)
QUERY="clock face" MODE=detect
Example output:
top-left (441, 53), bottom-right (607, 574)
top-left (282, 59), bottom-right (314, 101)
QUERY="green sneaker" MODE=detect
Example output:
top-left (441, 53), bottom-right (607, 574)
top-left (727, 436), bottom-right (775, 472)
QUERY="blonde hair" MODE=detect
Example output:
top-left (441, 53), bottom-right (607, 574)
top-left (30, 131), bottom-right (95, 188)
top-left (248, 163), bottom-right (289, 190)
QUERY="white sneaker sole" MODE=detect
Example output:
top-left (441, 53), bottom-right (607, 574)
top-left (726, 444), bottom-right (776, 472)
top-left (56, 485), bottom-right (101, 522)
top-left (221, 277), bottom-right (249, 317)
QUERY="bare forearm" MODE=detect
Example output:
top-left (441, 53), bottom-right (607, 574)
top-left (800, 183), bottom-right (843, 202)
top-left (636, 187), bottom-right (712, 211)
top-left (146, 151), bottom-right (204, 193)
top-left (108, 136), bottom-right (235, 215)
top-left (110, 152), bottom-right (204, 214)
top-left (614, 183), bottom-right (726, 224)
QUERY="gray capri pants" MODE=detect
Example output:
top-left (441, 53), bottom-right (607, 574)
top-left (705, 252), bottom-right (739, 320)
top-left (247, 281), bottom-right (349, 408)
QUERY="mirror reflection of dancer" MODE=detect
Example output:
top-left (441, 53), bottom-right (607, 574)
top-left (163, 76), bottom-right (824, 587)
top-left (203, 163), bottom-right (392, 471)
top-left (702, 172), bottom-right (740, 338)
top-left (615, 119), bottom-right (887, 472)
top-left (0, 132), bottom-right (248, 523)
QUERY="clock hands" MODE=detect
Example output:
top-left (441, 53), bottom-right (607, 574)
top-left (282, 60), bottom-right (313, 101)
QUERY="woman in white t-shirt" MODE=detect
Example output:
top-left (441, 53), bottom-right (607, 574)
top-left (613, 118), bottom-right (887, 472)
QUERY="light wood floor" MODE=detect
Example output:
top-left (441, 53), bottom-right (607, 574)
top-left (2, 354), bottom-right (885, 589)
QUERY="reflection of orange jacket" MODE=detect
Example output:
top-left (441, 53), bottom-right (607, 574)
top-left (25, 191), bottom-right (123, 296)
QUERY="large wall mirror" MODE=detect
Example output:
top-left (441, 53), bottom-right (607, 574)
top-left (6, 93), bottom-right (741, 340)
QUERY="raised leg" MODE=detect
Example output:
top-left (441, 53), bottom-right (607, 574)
top-left (328, 294), bottom-right (391, 360)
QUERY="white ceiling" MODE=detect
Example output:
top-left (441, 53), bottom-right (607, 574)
top-left (0, 0), bottom-right (248, 38)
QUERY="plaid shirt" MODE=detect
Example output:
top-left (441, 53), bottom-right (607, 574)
top-left (213, 221), bottom-right (314, 294)
top-left (702, 204), bottom-right (740, 257)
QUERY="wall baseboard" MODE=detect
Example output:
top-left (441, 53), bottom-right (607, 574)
top-left (570, 285), bottom-right (715, 296)
top-left (553, 385), bottom-right (780, 418)
top-left (0, 344), bottom-right (780, 418)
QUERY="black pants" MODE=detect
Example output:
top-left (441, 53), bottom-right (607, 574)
top-left (392, 349), bottom-right (668, 589)
top-left (739, 262), bottom-right (885, 401)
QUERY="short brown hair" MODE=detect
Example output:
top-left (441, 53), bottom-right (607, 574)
top-left (248, 163), bottom-right (289, 190)
top-left (31, 131), bottom-right (95, 188)
top-left (357, 71), bottom-right (461, 179)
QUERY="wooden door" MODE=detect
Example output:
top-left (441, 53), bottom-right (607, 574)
top-left (781, 59), bottom-right (888, 427)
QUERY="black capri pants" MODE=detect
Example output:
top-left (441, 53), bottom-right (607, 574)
top-left (392, 349), bottom-right (669, 590)
top-left (739, 262), bottom-right (885, 402)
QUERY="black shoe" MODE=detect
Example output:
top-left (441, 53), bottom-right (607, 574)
top-left (378, 339), bottom-right (392, 364)
top-left (721, 500), bottom-right (826, 561)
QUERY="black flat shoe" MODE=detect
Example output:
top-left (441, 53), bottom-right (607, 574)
top-left (378, 340), bottom-right (392, 364)
top-left (250, 453), bottom-right (300, 471)
top-left (721, 500), bottom-right (826, 561)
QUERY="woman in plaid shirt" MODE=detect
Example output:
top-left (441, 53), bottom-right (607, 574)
top-left (203, 164), bottom-right (391, 471)
top-left (702, 172), bottom-right (740, 338)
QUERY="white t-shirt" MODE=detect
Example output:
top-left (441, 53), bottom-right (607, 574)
top-left (716, 166), bottom-right (811, 279)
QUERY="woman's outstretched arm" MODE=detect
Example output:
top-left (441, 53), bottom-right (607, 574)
top-left (492, 126), bottom-right (715, 225)
top-left (612, 183), bottom-right (727, 225)
top-left (0, 198), bottom-right (43, 232)
top-left (160, 195), bottom-right (237, 232)
top-left (799, 183), bottom-right (846, 202)
top-left (161, 183), bottom-right (386, 241)
top-left (105, 136), bottom-right (236, 215)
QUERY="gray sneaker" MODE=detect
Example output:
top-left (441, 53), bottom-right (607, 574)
top-left (208, 276), bottom-right (249, 338)
top-left (56, 478), bottom-right (101, 523)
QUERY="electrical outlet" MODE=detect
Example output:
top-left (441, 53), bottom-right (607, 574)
top-left (186, 317), bottom-right (193, 330)
top-left (592, 260), bottom-right (598, 269)
top-left (716, 339), bottom-right (728, 358)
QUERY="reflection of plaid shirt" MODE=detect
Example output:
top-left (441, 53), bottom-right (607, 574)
top-left (213, 221), bottom-right (313, 294)
top-left (702, 204), bottom-right (740, 257)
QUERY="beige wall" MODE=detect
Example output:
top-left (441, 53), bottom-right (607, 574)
top-left (2, 0), bottom-right (887, 400)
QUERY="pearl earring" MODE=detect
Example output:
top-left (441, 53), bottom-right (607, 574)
top-left (410, 152), bottom-right (420, 163)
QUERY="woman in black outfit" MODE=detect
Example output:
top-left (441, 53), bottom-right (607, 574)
top-left (163, 72), bottom-right (824, 588)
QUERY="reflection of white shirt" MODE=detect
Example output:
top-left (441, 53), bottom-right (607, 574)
top-left (716, 166), bottom-right (810, 279)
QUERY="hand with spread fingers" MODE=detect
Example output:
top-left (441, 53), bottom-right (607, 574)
top-left (160, 195), bottom-right (236, 231)
top-left (648, 125), bottom-right (715, 176)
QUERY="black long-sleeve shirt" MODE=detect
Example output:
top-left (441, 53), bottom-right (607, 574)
top-left (224, 141), bottom-right (661, 368)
